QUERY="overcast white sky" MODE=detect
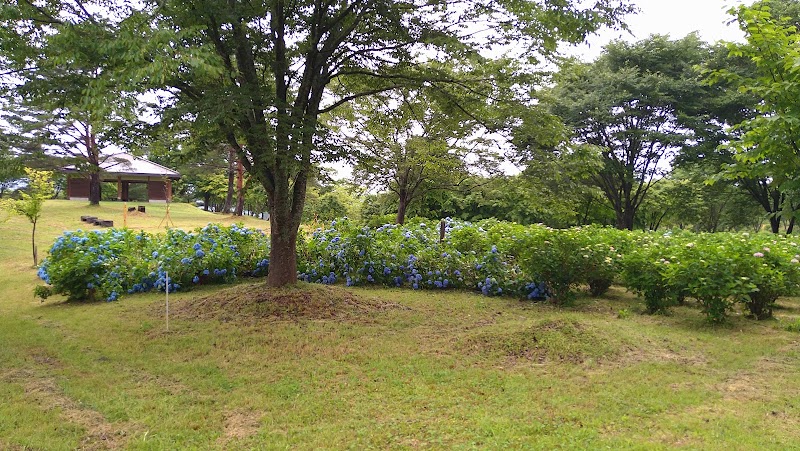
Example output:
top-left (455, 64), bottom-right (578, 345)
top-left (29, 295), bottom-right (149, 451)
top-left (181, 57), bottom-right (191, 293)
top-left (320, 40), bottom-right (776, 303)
top-left (566, 0), bottom-right (752, 61)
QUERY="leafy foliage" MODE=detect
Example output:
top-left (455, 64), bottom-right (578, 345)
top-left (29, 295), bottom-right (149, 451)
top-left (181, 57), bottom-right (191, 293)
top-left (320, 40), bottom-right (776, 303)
top-left (346, 90), bottom-right (500, 224)
top-left (37, 214), bottom-right (800, 323)
top-left (621, 230), bottom-right (800, 322)
top-left (550, 34), bottom-right (715, 230)
top-left (709, 3), bottom-right (800, 233)
top-left (38, 225), bottom-right (270, 302)
top-left (3, 168), bottom-right (54, 265)
top-left (3, 0), bottom-right (634, 286)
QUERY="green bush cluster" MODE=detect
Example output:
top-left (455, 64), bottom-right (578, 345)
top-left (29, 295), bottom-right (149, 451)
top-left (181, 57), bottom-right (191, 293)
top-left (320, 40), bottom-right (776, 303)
top-left (38, 224), bottom-right (270, 301)
top-left (36, 218), bottom-right (800, 323)
top-left (621, 231), bottom-right (800, 322)
top-left (298, 219), bottom-right (634, 305)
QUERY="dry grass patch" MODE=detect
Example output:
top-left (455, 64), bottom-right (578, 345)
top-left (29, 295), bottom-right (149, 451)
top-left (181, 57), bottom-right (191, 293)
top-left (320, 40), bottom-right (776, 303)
top-left (166, 282), bottom-right (409, 325)
top-left (1, 369), bottom-right (137, 450)
top-left (718, 354), bottom-right (800, 402)
top-left (217, 409), bottom-right (262, 446)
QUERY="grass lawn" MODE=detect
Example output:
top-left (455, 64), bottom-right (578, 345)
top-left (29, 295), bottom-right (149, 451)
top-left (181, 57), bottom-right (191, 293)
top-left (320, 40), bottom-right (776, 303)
top-left (1, 200), bottom-right (800, 449)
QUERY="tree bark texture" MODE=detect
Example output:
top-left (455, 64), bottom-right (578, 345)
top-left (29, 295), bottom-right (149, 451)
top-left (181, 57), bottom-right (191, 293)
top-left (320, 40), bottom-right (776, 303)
top-left (396, 194), bottom-right (408, 225)
top-left (89, 171), bottom-right (101, 205)
top-left (223, 146), bottom-right (235, 214)
top-left (235, 159), bottom-right (244, 216)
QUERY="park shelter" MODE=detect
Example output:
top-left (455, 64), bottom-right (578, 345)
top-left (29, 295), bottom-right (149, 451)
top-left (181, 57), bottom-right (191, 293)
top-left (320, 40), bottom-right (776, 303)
top-left (63, 153), bottom-right (181, 202)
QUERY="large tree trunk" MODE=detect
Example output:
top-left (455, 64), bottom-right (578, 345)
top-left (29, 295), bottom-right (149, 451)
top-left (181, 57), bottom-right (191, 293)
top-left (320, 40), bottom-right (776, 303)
top-left (89, 171), bottom-right (101, 205)
top-left (614, 208), bottom-right (635, 231)
top-left (266, 171), bottom-right (302, 287)
top-left (234, 160), bottom-right (244, 216)
top-left (614, 212), bottom-right (626, 230)
top-left (83, 127), bottom-right (102, 206)
top-left (395, 170), bottom-right (410, 225)
top-left (396, 194), bottom-right (409, 225)
top-left (770, 216), bottom-right (781, 234)
top-left (267, 224), bottom-right (298, 287)
top-left (223, 146), bottom-right (235, 213)
top-left (203, 192), bottom-right (210, 211)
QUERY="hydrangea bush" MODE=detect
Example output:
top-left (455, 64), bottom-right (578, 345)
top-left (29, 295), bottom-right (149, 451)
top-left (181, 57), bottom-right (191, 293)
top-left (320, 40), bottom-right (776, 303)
top-left (38, 225), bottom-right (270, 301)
top-left (35, 218), bottom-right (800, 323)
top-left (621, 231), bottom-right (800, 322)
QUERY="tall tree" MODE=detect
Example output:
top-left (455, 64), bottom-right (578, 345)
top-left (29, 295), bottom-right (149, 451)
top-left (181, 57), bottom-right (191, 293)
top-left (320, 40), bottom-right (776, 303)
top-left (347, 89), bottom-right (500, 224)
top-left (709, 2), bottom-right (800, 233)
top-left (0, 2), bottom-right (138, 205)
top-left (4, 0), bottom-right (632, 286)
top-left (675, 42), bottom-right (790, 232)
top-left (512, 111), bottom-right (610, 227)
top-left (550, 34), bottom-right (712, 230)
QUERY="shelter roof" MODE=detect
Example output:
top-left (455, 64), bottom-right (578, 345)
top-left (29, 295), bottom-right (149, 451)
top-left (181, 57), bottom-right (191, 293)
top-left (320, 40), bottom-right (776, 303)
top-left (63, 153), bottom-right (180, 179)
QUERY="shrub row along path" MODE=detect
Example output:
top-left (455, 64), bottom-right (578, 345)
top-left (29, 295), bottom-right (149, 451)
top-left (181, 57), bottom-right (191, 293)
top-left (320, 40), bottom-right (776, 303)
top-left (1, 201), bottom-right (800, 449)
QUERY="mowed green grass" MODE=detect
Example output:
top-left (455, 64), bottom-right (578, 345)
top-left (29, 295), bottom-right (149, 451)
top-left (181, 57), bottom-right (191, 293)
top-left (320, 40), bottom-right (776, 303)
top-left (1, 200), bottom-right (800, 449)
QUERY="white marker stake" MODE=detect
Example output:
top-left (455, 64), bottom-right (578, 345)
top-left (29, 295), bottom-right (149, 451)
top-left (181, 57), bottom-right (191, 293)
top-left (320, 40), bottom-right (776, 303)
top-left (166, 271), bottom-right (169, 332)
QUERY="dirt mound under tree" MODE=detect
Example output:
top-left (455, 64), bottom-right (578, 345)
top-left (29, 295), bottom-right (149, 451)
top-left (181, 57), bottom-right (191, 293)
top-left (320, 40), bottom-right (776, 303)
top-left (166, 283), bottom-right (408, 324)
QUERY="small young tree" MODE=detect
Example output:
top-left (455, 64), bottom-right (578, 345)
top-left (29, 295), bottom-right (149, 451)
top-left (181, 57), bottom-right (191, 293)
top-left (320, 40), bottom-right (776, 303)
top-left (5, 168), bottom-right (55, 266)
top-left (347, 90), bottom-right (500, 224)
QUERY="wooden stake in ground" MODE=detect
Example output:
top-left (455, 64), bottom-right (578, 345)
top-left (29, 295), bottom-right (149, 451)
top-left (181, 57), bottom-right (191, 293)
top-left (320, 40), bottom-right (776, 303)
top-left (158, 201), bottom-right (175, 229)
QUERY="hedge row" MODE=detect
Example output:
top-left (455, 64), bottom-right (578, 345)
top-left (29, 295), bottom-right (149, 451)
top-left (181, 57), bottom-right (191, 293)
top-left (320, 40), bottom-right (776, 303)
top-left (37, 218), bottom-right (800, 322)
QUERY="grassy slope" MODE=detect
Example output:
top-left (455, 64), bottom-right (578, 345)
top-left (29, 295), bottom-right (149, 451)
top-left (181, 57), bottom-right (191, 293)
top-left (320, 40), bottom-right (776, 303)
top-left (1, 200), bottom-right (799, 449)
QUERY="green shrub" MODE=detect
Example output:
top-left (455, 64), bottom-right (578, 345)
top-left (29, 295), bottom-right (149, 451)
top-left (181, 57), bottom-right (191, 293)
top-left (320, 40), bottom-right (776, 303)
top-left (622, 237), bottom-right (677, 314)
top-left (736, 234), bottom-right (800, 319)
top-left (785, 319), bottom-right (800, 333)
top-left (33, 285), bottom-right (52, 300)
top-left (38, 224), bottom-right (270, 301)
top-left (37, 216), bottom-right (800, 326)
top-left (579, 227), bottom-right (625, 297)
top-left (518, 228), bottom-right (586, 304)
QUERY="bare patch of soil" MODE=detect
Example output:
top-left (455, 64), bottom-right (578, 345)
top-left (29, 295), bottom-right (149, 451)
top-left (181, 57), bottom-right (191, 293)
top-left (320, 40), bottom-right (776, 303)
top-left (2, 369), bottom-right (135, 450)
top-left (29, 349), bottom-right (65, 369)
top-left (166, 283), bottom-right (409, 324)
top-left (718, 355), bottom-right (799, 402)
top-left (622, 346), bottom-right (709, 367)
top-left (216, 409), bottom-right (262, 446)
